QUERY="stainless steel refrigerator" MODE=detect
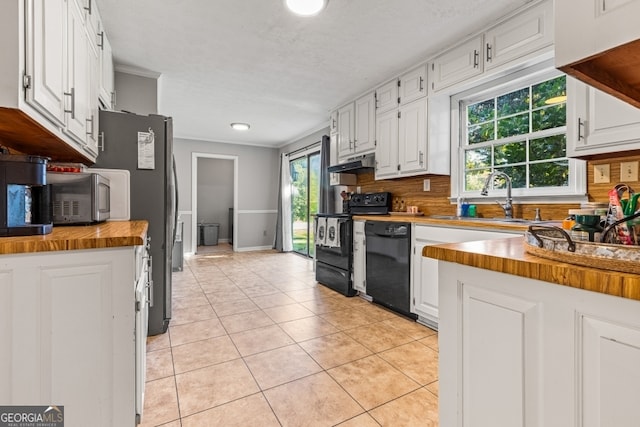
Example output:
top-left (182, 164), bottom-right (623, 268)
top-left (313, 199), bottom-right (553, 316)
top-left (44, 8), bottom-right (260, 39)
top-left (94, 110), bottom-right (177, 335)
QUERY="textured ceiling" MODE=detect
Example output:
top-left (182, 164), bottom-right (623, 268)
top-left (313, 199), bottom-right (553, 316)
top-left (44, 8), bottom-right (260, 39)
top-left (96, 0), bottom-right (531, 147)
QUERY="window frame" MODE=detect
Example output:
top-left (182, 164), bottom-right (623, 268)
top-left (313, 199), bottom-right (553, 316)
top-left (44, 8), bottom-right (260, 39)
top-left (450, 62), bottom-right (587, 203)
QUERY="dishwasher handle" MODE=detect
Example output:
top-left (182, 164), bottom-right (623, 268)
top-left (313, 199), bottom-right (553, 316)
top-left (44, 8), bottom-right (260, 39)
top-left (366, 221), bottom-right (410, 238)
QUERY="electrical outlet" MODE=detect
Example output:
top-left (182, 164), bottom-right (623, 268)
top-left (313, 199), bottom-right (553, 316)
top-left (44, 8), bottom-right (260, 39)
top-left (357, 186), bottom-right (361, 193)
top-left (620, 161), bottom-right (639, 182)
top-left (594, 164), bottom-right (611, 183)
top-left (423, 179), bottom-right (431, 191)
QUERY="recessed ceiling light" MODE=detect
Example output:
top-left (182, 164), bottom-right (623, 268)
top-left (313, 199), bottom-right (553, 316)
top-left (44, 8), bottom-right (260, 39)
top-left (285, 0), bottom-right (328, 16)
top-left (230, 123), bottom-right (250, 131)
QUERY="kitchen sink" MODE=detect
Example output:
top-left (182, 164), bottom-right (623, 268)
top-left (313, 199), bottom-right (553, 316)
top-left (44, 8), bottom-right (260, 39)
top-left (426, 215), bottom-right (555, 225)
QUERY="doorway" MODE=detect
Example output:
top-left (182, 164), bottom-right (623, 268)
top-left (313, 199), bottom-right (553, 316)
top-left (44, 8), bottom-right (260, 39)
top-left (289, 150), bottom-right (320, 257)
top-left (191, 153), bottom-right (238, 254)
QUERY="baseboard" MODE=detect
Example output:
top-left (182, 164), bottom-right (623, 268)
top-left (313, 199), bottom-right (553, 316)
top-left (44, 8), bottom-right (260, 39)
top-left (235, 245), bottom-right (274, 252)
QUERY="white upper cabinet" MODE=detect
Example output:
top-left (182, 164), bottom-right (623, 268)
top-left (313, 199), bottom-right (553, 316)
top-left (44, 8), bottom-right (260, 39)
top-left (399, 64), bottom-right (427, 105)
top-left (398, 98), bottom-right (427, 174)
top-left (96, 7), bottom-right (115, 110)
top-left (484, 0), bottom-right (553, 71)
top-left (374, 109), bottom-right (398, 179)
top-left (430, 36), bottom-right (483, 93)
top-left (555, 0), bottom-right (640, 109)
top-left (329, 110), bottom-right (338, 133)
top-left (65, 0), bottom-right (90, 144)
top-left (25, 0), bottom-right (67, 128)
top-left (375, 79), bottom-right (399, 115)
top-left (337, 102), bottom-right (355, 159)
top-left (567, 77), bottom-right (640, 158)
top-left (354, 92), bottom-right (376, 154)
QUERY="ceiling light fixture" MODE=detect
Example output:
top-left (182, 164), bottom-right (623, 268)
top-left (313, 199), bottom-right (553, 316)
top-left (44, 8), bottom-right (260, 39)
top-left (285, 0), bottom-right (328, 16)
top-left (230, 122), bottom-right (250, 131)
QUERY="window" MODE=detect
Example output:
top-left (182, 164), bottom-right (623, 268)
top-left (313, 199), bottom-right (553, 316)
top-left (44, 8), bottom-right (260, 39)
top-left (454, 66), bottom-right (585, 200)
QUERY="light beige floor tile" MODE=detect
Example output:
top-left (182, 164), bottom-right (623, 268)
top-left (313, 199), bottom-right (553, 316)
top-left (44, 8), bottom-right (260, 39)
top-left (369, 387), bottom-right (439, 427)
top-left (426, 381), bottom-right (439, 396)
top-left (171, 335), bottom-right (240, 374)
top-left (171, 304), bottom-right (216, 326)
top-left (138, 376), bottom-right (179, 427)
top-left (345, 322), bottom-right (414, 353)
top-left (219, 310), bottom-right (275, 334)
top-left (382, 317), bottom-right (437, 340)
top-left (378, 341), bottom-right (439, 385)
top-left (204, 287), bottom-right (247, 303)
top-left (175, 359), bottom-right (259, 417)
top-left (244, 344), bottom-right (323, 390)
top-left (279, 315), bottom-right (339, 342)
top-left (169, 318), bottom-right (227, 347)
top-left (146, 348), bottom-right (174, 381)
top-left (172, 294), bottom-right (210, 310)
top-left (354, 302), bottom-right (400, 320)
top-left (298, 332), bottom-right (372, 369)
top-left (156, 420), bottom-right (181, 427)
top-left (328, 355), bottom-right (420, 410)
top-left (181, 393), bottom-right (280, 427)
top-left (199, 279), bottom-right (238, 294)
top-left (240, 283), bottom-right (280, 297)
top-left (336, 413), bottom-right (381, 427)
top-left (146, 332), bottom-right (171, 352)
top-left (211, 298), bottom-right (260, 317)
top-left (285, 288), bottom-right (327, 302)
top-left (230, 324), bottom-right (295, 356)
top-left (172, 284), bottom-right (205, 299)
top-left (300, 298), bottom-right (351, 314)
top-left (319, 308), bottom-right (377, 330)
top-left (251, 292), bottom-right (297, 309)
top-left (420, 333), bottom-right (439, 352)
top-left (263, 303), bottom-right (316, 323)
top-left (264, 372), bottom-right (364, 427)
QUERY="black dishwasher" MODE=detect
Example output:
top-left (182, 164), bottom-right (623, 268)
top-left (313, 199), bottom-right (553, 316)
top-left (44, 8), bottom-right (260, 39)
top-left (365, 221), bottom-right (416, 319)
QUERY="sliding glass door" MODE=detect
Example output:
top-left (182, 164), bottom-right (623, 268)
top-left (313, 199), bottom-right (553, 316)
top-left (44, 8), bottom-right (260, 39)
top-left (290, 151), bottom-right (320, 257)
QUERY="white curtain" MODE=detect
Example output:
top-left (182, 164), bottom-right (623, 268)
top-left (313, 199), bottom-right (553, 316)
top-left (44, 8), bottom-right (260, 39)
top-left (279, 152), bottom-right (293, 252)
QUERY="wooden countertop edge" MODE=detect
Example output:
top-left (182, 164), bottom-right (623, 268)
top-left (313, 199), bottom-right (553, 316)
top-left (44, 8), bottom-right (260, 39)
top-left (422, 237), bottom-right (640, 301)
top-left (0, 220), bottom-right (149, 255)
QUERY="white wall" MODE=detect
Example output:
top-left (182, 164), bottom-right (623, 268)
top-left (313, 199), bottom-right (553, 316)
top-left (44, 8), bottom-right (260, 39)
top-left (173, 138), bottom-right (279, 252)
top-left (113, 71), bottom-right (158, 115)
top-left (196, 158), bottom-right (233, 242)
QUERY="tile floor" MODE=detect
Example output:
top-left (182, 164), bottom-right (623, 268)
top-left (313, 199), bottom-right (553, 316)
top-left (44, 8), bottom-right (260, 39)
top-left (141, 249), bottom-right (439, 427)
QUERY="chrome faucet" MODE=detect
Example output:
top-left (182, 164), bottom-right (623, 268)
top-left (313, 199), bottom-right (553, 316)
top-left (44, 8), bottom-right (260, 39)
top-left (481, 171), bottom-right (513, 219)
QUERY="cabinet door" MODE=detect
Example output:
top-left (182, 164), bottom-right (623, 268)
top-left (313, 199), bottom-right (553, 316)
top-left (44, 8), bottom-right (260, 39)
top-left (375, 79), bottom-right (399, 115)
top-left (352, 221), bottom-right (366, 293)
top-left (25, 0), bottom-right (67, 127)
top-left (374, 109), bottom-right (398, 179)
top-left (354, 92), bottom-right (376, 154)
top-left (65, 0), bottom-right (90, 144)
top-left (484, 0), bottom-right (553, 71)
top-left (430, 36), bottom-right (483, 93)
top-left (580, 314), bottom-right (640, 426)
top-left (555, 0), bottom-right (640, 68)
top-left (400, 64), bottom-right (427, 105)
top-left (98, 28), bottom-right (115, 109)
top-left (398, 98), bottom-right (427, 175)
top-left (85, 34), bottom-right (99, 156)
top-left (337, 103), bottom-right (355, 159)
top-left (411, 240), bottom-right (439, 325)
top-left (567, 77), bottom-right (640, 157)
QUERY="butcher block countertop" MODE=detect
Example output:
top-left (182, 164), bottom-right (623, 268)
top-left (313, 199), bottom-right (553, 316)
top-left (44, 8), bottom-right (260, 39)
top-left (351, 214), bottom-right (550, 232)
top-left (0, 220), bottom-right (148, 255)
top-left (423, 237), bottom-right (640, 301)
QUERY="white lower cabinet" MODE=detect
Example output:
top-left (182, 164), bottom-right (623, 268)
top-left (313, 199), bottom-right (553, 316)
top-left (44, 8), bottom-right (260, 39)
top-left (0, 244), bottom-right (146, 426)
top-left (352, 220), bottom-right (366, 293)
top-left (438, 261), bottom-right (640, 427)
top-left (411, 226), bottom-right (520, 328)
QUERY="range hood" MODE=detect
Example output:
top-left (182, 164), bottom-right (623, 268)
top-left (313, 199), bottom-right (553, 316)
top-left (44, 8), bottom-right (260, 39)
top-left (328, 153), bottom-right (375, 174)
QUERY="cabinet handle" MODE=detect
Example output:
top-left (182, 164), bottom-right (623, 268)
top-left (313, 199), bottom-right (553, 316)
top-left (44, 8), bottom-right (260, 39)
top-left (419, 76), bottom-right (424, 92)
top-left (97, 31), bottom-right (104, 49)
top-left (64, 88), bottom-right (75, 118)
top-left (486, 43), bottom-right (492, 62)
top-left (419, 151), bottom-right (424, 165)
top-left (350, 140), bottom-right (354, 150)
top-left (578, 117), bottom-right (585, 141)
top-left (473, 50), bottom-right (479, 68)
top-left (111, 91), bottom-right (116, 109)
top-left (84, 0), bottom-right (92, 14)
top-left (147, 254), bottom-right (154, 308)
top-left (86, 115), bottom-right (94, 136)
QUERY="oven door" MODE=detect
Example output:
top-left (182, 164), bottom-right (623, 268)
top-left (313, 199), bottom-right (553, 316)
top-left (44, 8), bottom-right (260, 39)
top-left (315, 217), bottom-right (352, 271)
